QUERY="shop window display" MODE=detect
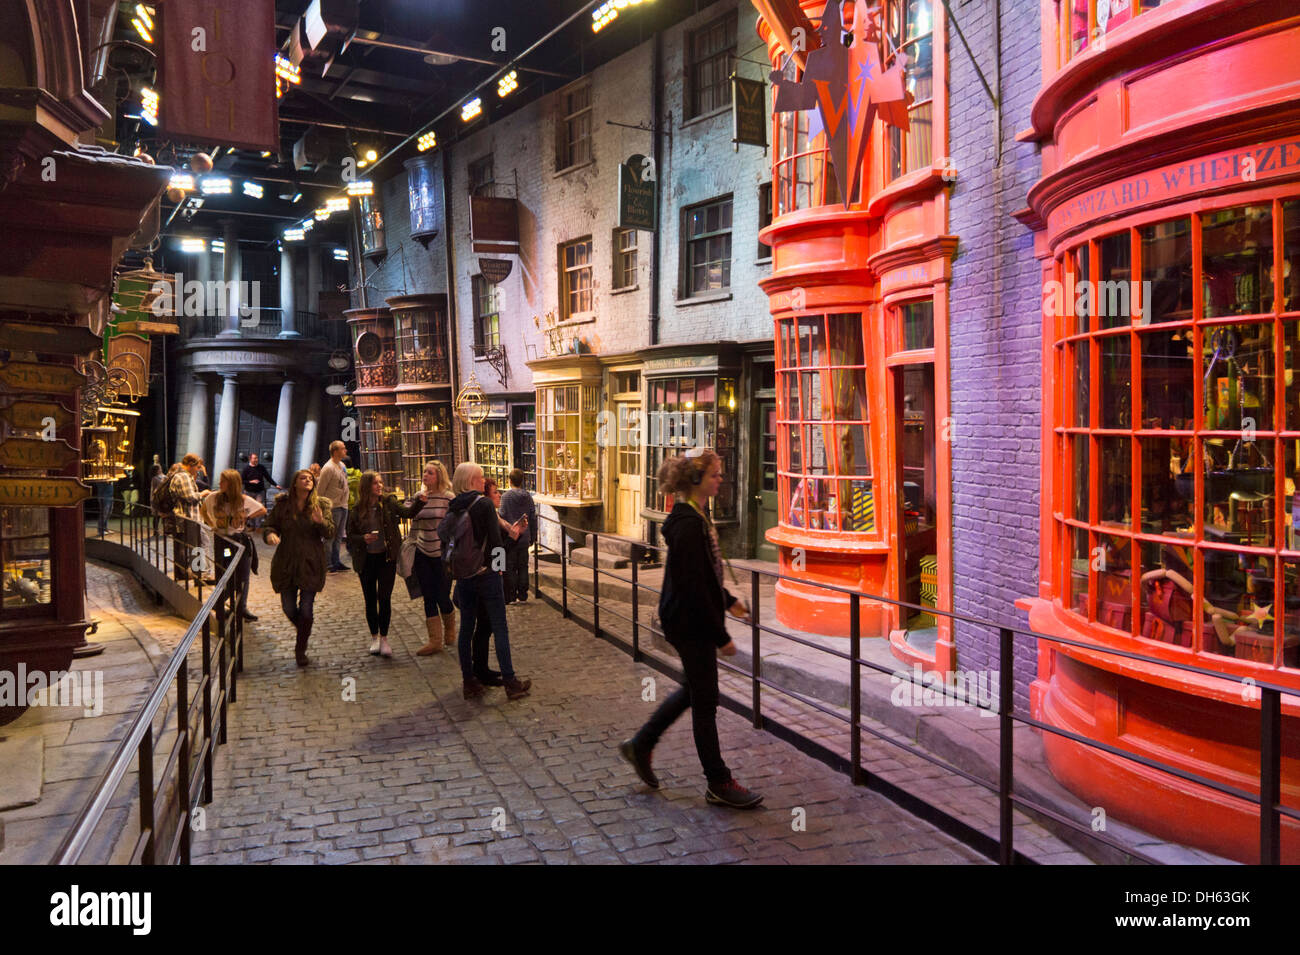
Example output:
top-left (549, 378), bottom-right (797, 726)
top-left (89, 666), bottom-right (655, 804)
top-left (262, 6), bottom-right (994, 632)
top-left (400, 404), bottom-right (452, 497)
top-left (359, 408), bottom-right (403, 493)
top-left (776, 313), bottom-right (873, 533)
top-left (513, 405), bottom-right (536, 492)
top-left (1055, 198), bottom-right (1300, 670)
top-left (644, 375), bottom-right (737, 519)
top-left (1, 508), bottom-right (52, 612)
top-left (475, 418), bottom-right (510, 488)
top-left (885, 0), bottom-right (934, 182)
top-left (395, 307), bottom-right (449, 385)
top-left (537, 384), bottom-right (599, 501)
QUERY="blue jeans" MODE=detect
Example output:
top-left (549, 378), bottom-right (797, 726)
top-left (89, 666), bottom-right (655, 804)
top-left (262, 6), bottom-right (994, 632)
top-left (96, 482), bottom-right (114, 536)
top-left (413, 550), bottom-right (454, 617)
top-left (328, 506), bottom-right (348, 568)
top-left (453, 572), bottom-right (513, 682)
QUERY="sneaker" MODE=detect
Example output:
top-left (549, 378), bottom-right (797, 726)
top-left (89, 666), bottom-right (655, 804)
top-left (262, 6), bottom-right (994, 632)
top-left (619, 739), bottom-right (660, 790)
top-left (705, 779), bottom-right (763, 809)
top-left (379, 638), bottom-right (393, 659)
top-left (504, 677), bottom-right (532, 700)
top-left (368, 636), bottom-right (381, 655)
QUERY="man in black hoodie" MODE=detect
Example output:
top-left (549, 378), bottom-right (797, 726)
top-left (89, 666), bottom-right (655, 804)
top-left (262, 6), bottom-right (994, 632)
top-left (620, 449), bottom-right (762, 809)
top-left (443, 462), bottom-right (531, 701)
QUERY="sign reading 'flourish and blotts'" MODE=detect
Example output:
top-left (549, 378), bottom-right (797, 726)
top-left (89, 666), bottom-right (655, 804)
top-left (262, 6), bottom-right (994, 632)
top-left (619, 154), bottom-right (656, 231)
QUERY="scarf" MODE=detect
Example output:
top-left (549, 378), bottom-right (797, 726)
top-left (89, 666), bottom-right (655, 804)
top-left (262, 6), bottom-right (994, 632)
top-left (688, 499), bottom-right (726, 594)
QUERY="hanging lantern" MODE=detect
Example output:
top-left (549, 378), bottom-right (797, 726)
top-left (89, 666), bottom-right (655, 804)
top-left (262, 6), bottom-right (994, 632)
top-left (455, 373), bottom-right (489, 425)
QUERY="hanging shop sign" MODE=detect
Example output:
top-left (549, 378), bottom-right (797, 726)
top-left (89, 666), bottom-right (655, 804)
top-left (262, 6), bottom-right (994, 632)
top-left (0, 361), bottom-right (87, 395)
top-left (470, 196), bottom-right (520, 254)
top-left (478, 258), bottom-right (513, 284)
top-left (104, 333), bottom-right (151, 399)
top-left (0, 438), bottom-right (80, 470)
top-left (158, 0), bottom-right (279, 152)
top-left (0, 401), bottom-right (74, 431)
top-left (455, 375), bottom-right (489, 425)
top-left (0, 476), bottom-right (92, 508)
top-left (618, 154), bottom-right (657, 231)
top-left (731, 77), bottom-right (768, 148)
top-left (0, 322), bottom-right (102, 356)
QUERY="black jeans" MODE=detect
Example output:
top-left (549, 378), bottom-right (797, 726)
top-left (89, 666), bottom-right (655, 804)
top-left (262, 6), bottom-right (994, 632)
top-left (359, 552), bottom-right (397, 636)
top-left (412, 550), bottom-right (454, 617)
top-left (214, 534), bottom-right (252, 616)
top-left (633, 635), bottom-right (730, 787)
top-left (505, 539), bottom-right (530, 601)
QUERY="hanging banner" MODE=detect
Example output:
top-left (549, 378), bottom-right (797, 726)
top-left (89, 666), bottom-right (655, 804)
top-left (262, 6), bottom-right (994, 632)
top-left (0, 477), bottom-right (92, 507)
top-left (0, 438), bottom-right (80, 470)
top-left (618, 154), bottom-right (656, 231)
top-left (732, 77), bottom-right (768, 148)
top-left (0, 362), bottom-right (86, 395)
top-left (158, 0), bottom-right (279, 152)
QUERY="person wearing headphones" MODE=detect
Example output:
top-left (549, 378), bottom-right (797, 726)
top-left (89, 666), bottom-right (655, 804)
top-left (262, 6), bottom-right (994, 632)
top-left (619, 447), bottom-right (762, 809)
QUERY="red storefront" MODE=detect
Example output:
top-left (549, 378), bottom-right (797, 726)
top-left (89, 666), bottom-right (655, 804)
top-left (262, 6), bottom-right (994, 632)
top-left (755, 0), bottom-right (957, 673)
top-left (1019, 0), bottom-right (1300, 862)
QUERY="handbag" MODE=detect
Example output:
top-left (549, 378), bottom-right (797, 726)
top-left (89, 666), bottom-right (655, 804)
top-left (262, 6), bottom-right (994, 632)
top-left (399, 522), bottom-right (421, 599)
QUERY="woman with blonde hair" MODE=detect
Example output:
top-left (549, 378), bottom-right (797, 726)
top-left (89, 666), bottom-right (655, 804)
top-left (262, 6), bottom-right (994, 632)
top-left (201, 468), bottom-right (267, 621)
top-left (619, 448), bottom-right (762, 808)
top-left (405, 460), bottom-right (457, 655)
top-left (263, 469), bottom-right (334, 666)
top-left (347, 470), bottom-right (426, 658)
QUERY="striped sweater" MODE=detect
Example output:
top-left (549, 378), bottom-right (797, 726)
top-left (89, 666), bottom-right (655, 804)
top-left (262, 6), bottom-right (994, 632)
top-left (408, 491), bottom-right (452, 557)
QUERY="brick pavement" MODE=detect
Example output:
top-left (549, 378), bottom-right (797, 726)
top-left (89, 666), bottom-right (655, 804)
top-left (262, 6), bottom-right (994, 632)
top-left (190, 544), bottom-right (989, 864)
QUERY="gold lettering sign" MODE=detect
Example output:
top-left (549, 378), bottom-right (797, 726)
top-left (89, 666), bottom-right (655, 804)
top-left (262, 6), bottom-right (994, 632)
top-left (0, 362), bottom-right (86, 395)
top-left (0, 477), bottom-right (92, 507)
top-left (0, 438), bottom-right (80, 470)
top-left (0, 401), bottom-right (74, 430)
top-left (0, 323), bottom-right (101, 355)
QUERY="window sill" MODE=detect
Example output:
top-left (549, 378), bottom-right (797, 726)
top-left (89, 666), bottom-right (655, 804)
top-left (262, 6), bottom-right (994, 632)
top-left (610, 284), bottom-right (640, 296)
top-left (680, 104), bottom-right (731, 131)
top-left (553, 159), bottom-right (595, 179)
top-left (755, 257), bottom-right (772, 267)
top-left (674, 290), bottom-right (732, 308)
top-left (553, 314), bottom-right (596, 328)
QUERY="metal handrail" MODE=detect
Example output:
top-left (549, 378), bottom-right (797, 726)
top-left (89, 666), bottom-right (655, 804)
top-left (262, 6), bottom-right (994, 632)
top-left (531, 511), bottom-right (1297, 865)
top-left (59, 502), bottom-right (247, 864)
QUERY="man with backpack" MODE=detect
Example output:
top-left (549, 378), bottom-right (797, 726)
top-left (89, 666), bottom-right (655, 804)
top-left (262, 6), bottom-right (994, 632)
top-left (155, 454), bottom-right (209, 581)
top-left (440, 462), bottom-right (531, 701)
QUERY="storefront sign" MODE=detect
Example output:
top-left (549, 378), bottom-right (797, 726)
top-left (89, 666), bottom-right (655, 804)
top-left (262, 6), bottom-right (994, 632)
top-left (0, 362), bottom-right (86, 395)
top-left (618, 155), bottom-right (657, 232)
top-left (0, 438), bottom-right (79, 470)
top-left (0, 323), bottom-right (101, 356)
top-left (1048, 136), bottom-right (1300, 239)
top-left (0, 401), bottom-right (73, 431)
top-left (732, 77), bottom-right (768, 148)
top-left (881, 263), bottom-right (933, 295)
top-left (0, 477), bottom-right (91, 507)
top-left (645, 355), bottom-right (716, 372)
top-left (158, 0), bottom-right (279, 152)
top-left (478, 258), bottom-right (513, 284)
top-left (470, 197), bottom-right (520, 254)
top-left (488, 399), bottom-right (509, 418)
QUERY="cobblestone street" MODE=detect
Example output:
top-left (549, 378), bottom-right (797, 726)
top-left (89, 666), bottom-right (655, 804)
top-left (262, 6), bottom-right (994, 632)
top-left (190, 547), bottom-right (987, 864)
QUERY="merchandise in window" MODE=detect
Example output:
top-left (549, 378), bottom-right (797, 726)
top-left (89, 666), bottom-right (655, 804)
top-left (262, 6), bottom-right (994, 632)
top-left (776, 313), bottom-right (873, 533)
top-left (394, 306), bottom-right (449, 385)
top-left (557, 85), bottom-right (592, 170)
top-left (886, 0), bottom-right (934, 182)
top-left (536, 384), bottom-right (600, 501)
top-left (1054, 198), bottom-right (1300, 670)
top-left (359, 408), bottom-right (403, 495)
top-left (400, 405), bottom-right (453, 498)
top-left (613, 228), bottom-right (637, 290)
top-left (475, 419), bottom-right (511, 489)
top-left (644, 375), bottom-right (737, 520)
top-left (687, 14), bottom-right (736, 119)
top-left (352, 321), bottom-right (396, 389)
top-left (1064, 1), bottom-right (1164, 65)
top-left (472, 275), bottom-right (501, 354)
top-left (1, 508), bottom-right (52, 612)
top-left (560, 239), bottom-right (593, 318)
top-left (684, 197), bottom-right (732, 296)
top-left (513, 405), bottom-right (536, 492)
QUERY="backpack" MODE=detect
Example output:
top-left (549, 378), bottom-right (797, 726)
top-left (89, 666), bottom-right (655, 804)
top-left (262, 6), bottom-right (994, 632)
top-left (152, 473), bottom-right (178, 517)
top-left (438, 495), bottom-right (486, 579)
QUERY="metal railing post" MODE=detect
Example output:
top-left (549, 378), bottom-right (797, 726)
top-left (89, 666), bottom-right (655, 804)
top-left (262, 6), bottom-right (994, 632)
top-left (561, 535), bottom-right (569, 619)
top-left (1260, 686), bottom-right (1282, 865)
top-left (137, 729), bottom-right (155, 865)
top-left (177, 658), bottom-right (191, 864)
top-left (217, 606), bottom-right (229, 745)
top-left (202, 615), bottom-right (213, 803)
top-left (592, 534), bottom-right (600, 637)
top-left (533, 538), bottom-right (539, 599)
top-left (999, 626), bottom-right (1014, 865)
top-left (850, 593), bottom-right (861, 785)
top-left (751, 571), bottom-right (762, 730)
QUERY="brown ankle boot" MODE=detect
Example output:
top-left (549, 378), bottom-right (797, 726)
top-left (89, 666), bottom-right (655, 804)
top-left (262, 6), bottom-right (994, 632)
top-left (462, 677), bottom-right (485, 700)
top-left (504, 676), bottom-right (531, 700)
top-left (416, 616), bottom-right (443, 655)
top-left (441, 611), bottom-right (456, 649)
top-left (295, 616), bottom-right (312, 667)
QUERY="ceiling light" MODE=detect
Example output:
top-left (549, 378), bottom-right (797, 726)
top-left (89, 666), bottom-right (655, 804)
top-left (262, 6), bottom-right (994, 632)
top-left (261, 151), bottom-right (272, 158)
top-left (132, 15), bottom-right (153, 43)
top-left (364, 149), bottom-right (378, 162)
top-left (180, 237), bottom-right (206, 253)
top-left (497, 70), bottom-right (518, 97)
top-left (314, 207), bottom-right (330, 221)
top-left (292, 192), bottom-right (302, 203)
top-left (283, 227), bottom-right (305, 241)
top-left (134, 4), bottom-right (153, 29)
top-left (417, 131), bottom-right (437, 152)
top-left (242, 181), bottom-right (264, 198)
top-left (211, 239), bottom-right (225, 253)
top-left (302, 218), bottom-right (315, 232)
top-left (461, 97), bottom-right (482, 122)
top-left (139, 87), bottom-right (159, 126)
top-left (346, 180), bottom-right (373, 197)
top-left (357, 159), bottom-right (369, 168)
top-left (169, 172), bottom-right (195, 191)
top-left (198, 176), bottom-right (232, 195)
top-left (593, 0), bottom-right (652, 33)
top-left (326, 196), bottom-right (350, 213)
top-left (333, 248), bottom-right (349, 261)
top-left (275, 54), bottom-right (301, 99)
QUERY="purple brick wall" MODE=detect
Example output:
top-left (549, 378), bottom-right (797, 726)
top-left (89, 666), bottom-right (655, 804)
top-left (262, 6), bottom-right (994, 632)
top-left (947, 0), bottom-right (1044, 709)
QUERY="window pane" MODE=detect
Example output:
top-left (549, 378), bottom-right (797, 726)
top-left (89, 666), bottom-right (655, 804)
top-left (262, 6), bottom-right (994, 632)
top-left (1201, 205), bottom-right (1274, 318)
top-left (1098, 233), bottom-right (1132, 328)
top-left (1072, 340), bottom-right (1091, 428)
top-left (1202, 322), bottom-right (1273, 432)
top-left (1072, 433), bottom-right (1090, 522)
top-left (1203, 549), bottom-right (1273, 661)
top-left (1071, 244), bottom-right (1092, 333)
top-left (1285, 200), bottom-right (1300, 312)
top-left (1140, 217), bottom-right (1193, 324)
top-left (1140, 436), bottom-right (1194, 535)
top-left (1096, 533), bottom-right (1133, 633)
top-left (901, 301), bottom-right (934, 350)
top-left (1099, 436), bottom-right (1131, 527)
top-left (1068, 525), bottom-right (1090, 616)
top-left (1140, 329), bottom-right (1193, 430)
top-left (2, 507), bottom-right (52, 609)
top-left (1100, 334), bottom-right (1130, 429)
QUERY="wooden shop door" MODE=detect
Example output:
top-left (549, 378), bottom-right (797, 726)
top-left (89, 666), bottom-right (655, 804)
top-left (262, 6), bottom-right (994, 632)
top-left (615, 402), bottom-right (642, 537)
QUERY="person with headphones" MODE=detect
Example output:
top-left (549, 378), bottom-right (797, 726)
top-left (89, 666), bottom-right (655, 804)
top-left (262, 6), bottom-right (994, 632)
top-left (619, 447), bottom-right (763, 809)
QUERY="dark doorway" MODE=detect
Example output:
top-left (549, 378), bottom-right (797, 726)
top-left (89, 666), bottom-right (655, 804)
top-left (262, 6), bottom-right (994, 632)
top-left (236, 384), bottom-right (279, 471)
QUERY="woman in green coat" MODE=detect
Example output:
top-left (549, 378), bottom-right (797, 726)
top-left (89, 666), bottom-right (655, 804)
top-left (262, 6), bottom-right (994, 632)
top-left (263, 469), bottom-right (334, 666)
top-left (347, 471), bottom-right (426, 658)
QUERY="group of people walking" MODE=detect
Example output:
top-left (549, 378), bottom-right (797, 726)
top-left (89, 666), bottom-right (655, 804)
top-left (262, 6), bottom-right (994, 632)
top-left (152, 439), bottom-right (762, 808)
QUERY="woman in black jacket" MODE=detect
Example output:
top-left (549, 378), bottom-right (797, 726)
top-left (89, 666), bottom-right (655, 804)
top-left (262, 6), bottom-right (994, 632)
top-left (347, 471), bottom-right (425, 658)
top-left (620, 449), bottom-right (763, 809)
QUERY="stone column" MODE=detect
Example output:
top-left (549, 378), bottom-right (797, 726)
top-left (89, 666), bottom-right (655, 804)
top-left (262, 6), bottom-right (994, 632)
top-left (278, 245), bottom-right (300, 338)
top-left (213, 373), bottom-right (239, 473)
top-left (306, 235), bottom-right (321, 317)
top-left (184, 375), bottom-right (210, 463)
top-left (218, 218), bottom-right (241, 337)
top-left (272, 376), bottom-right (296, 486)
top-left (298, 381), bottom-right (322, 473)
